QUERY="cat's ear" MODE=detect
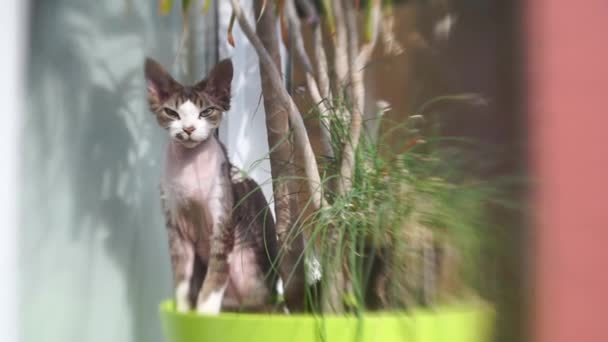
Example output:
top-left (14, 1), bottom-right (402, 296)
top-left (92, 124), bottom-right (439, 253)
top-left (145, 58), bottom-right (180, 106)
top-left (197, 59), bottom-right (233, 111)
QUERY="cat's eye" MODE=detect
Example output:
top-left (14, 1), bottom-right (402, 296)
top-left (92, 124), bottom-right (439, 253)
top-left (199, 107), bottom-right (214, 118)
top-left (164, 108), bottom-right (180, 119)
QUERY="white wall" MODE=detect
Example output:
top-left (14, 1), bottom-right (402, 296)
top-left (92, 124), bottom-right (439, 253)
top-left (20, 1), bottom-right (273, 342)
top-left (1, 1), bottom-right (26, 342)
top-left (22, 1), bottom-right (181, 341)
top-left (0, 0), bottom-right (286, 337)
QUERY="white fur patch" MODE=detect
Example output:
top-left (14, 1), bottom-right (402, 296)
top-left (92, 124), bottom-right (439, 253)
top-left (162, 136), bottom-right (226, 225)
top-left (197, 282), bottom-right (228, 315)
top-left (166, 100), bottom-right (215, 147)
top-left (175, 281), bottom-right (191, 312)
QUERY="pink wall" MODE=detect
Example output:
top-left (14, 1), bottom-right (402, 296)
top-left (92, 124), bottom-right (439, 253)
top-left (527, 1), bottom-right (608, 342)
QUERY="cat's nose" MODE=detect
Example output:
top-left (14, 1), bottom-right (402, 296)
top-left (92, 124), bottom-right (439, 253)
top-left (183, 126), bottom-right (195, 134)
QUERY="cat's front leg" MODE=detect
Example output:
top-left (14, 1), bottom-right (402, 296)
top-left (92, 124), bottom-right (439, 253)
top-left (162, 187), bottom-right (197, 312)
top-left (168, 226), bottom-right (196, 312)
top-left (196, 218), bottom-right (233, 315)
top-left (196, 177), bottom-right (234, 315)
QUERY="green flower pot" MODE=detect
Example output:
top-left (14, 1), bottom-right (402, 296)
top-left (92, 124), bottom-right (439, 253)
top-left (159, 300), bottom-right (494, 342)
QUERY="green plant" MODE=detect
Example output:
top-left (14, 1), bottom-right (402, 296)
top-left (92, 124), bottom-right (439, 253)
top-left (285, 99), bottom-right (511, 314)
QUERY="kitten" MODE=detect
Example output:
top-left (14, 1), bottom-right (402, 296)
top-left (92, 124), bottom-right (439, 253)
top-left (145, 58), bottom-right (278, 315)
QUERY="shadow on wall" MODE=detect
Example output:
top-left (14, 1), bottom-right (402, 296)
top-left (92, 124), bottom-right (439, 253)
top-left (22, 1), bottom-right (183, 342)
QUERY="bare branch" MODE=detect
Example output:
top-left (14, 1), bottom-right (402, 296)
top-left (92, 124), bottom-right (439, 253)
top-left (255, 0), bottom-right (268, 22)
top-left (338, 0), bottom-right (382, 194)
top-left (331, 0), bottom-right (348, 86)
top-left (231, 0), bottom-right (328, 210)
top-left (337, 0), bottom-right (361, 194)
top-left (284, 0), bottom-right (314, 74)
top-left (356, 0), bottom-right (381, 68)
top-left (253, 0), bottom-right (306, 312)
top-left (296, 0), bottom-right (319, 25)
top-left (284, 0), bottom-right (334, 159)
top-left (313, 25), bottom-right (331, 101)
top-left (312, 21), bottom-right (334, 160)
top-left (306, 73), bottom-right (334, 159)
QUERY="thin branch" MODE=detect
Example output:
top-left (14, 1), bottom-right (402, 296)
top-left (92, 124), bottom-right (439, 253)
top-left (284, 0), bottom-right (334, 159)
top-left (306, 72), bottom-right (334, 159)
top-left (338, 0), bottom-right (382, 194)
top-left (312, 18), bottom-right (334, 160)
top-left (284, 0), bottom-right (314, 74)
top-left (331, 0), bottom-right (348, 87)
top-left (313, 24), bottom-right (331, 101)
top-left (360, 1), bottom-right (387, 144)
top-left (337, 0), bottom-right (361, 194)
top-left (356, 0), bottom-right (381, 69)
top-left (231, 0), bottom-right (329, 210)
top-left (295, 0), bottom-right (319, 25)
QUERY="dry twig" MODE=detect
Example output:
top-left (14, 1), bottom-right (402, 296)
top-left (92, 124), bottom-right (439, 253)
top-left (231, 0), bottom-right (328, 211)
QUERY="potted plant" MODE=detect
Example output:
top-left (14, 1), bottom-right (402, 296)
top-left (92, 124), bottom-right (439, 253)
top-left (159, 1), bottom-right (499, 341)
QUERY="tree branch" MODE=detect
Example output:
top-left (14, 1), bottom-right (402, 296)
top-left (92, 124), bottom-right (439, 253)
top-left (313, 23), bottom-right (331, 101)
top-left (331, 0), bottom-right (348, 87)
top-left (231, 0), bottom-right (328, 210)
top-left (284, 0), bottom-right (334, 159)
top-left (356, 0), bottom-right (381, 69)
top-left (337, 0), bottom-right (382, 194)
top-left (284, 0), bottom-right (314, 74)
top-left (252, 0), bottom-right (307, 312)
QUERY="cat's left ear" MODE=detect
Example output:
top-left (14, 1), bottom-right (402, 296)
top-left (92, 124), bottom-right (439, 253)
top-left (197, 59), bottom-right (233, 111)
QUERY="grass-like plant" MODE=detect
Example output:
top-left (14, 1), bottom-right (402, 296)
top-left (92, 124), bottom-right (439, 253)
top-left (269, 97), bottom-right (509, 315)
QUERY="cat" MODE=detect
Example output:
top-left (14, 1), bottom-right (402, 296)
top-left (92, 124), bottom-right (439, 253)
top-left (145, 57), bottom-right (279, 315)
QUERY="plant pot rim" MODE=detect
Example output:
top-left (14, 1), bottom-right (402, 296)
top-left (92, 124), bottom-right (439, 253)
top-left (160, 299), bottom-right (492, 320)
top-left (159, 299), bottom-right (495, 342)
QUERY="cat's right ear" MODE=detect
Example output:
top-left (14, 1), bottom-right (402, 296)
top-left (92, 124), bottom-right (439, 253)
top-left (197, 58), bottom-right (233, 111)
top-left (145, 58), bottom-right (179, 106)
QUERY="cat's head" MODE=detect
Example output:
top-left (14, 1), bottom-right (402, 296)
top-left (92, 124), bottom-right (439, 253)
top-left (144, 58), bottom-right (233, 148)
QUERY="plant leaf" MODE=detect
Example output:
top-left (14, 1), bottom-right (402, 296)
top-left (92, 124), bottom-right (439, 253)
top-left (227, 10), bottom-right (236, 47)
top-left (159, 0), bottom-right (173, 15)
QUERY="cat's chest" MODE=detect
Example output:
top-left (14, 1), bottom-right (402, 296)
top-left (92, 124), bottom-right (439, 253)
top-left (161, 140), bottom-right (228, 219)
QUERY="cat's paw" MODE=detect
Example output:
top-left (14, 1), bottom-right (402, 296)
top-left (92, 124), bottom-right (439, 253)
top-left (196, 304), bottom-right (221, 315)
top-left (175, 282), bottom-right (191, 313)
top-left (196, 290), bottom-right (224, 315)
